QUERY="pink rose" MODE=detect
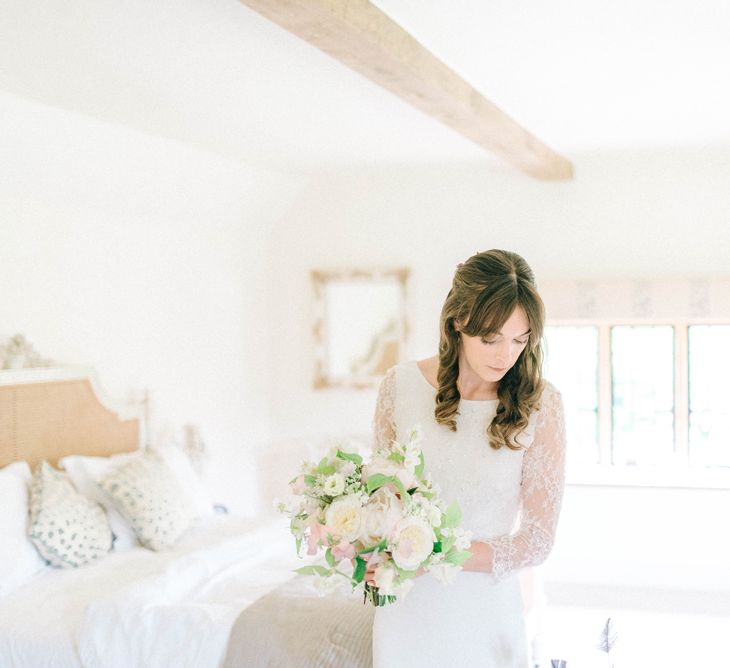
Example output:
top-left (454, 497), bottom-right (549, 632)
top-left (331, 540), bottom-right (355, 561)
top-left (307, 520), bottom-right (331, 555)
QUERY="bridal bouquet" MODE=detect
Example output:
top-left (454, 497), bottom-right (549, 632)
top-left (275, 425), bottom-right (473, 606)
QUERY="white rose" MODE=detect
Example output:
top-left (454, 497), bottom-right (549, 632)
top-left (359, 487), bottom-right (404, 546)
top-left (323, 473), bottom-right (345, 497)
top-left (390, 517), bottom-right (436, 571)
top-left (324, 494), bottom-right (364, 542)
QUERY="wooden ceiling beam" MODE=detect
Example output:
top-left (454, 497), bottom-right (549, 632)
top-left (239, 0), bottom-right (574, 180)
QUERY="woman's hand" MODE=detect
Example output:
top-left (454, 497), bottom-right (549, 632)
top-left (350, 555), bottom-right (428, 586)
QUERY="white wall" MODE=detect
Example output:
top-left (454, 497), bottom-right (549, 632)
top-left (265, 148), bottom-right (730, 602)
top-left (0, 90), bottom-right (309, 513)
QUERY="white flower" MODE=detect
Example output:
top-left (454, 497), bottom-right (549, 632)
top-left (373, 563), bottom-right (397, 596)
top-left (453, 528), bottom-right (473, 551)
top-left (359, 487), bottom-right (404, 547)
top-left (428, 552), bottom-right (444, 566)
top-left (390, 516), bottom-right (436, 571)
top-left (406, 424), bottom-right (423, 446)
top-left (323, 473), bottom-right (345, 497)
top-left (273, 494), bottom-right (303, 516)
top-left (428, 563), bottom-right (462, 585)
top-left (427, 505), bottom-right (442, 527)
top-left (324, 494), bottom-right (364, 542)
top-left (336, 459), bottom-right (357, 478)
top-left (312, 575), bottom-right (340, 597)
top-left (403, 448), bottom-right (421, 470)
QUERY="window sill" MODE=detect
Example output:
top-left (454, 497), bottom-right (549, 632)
top-left (566, 465), bottom-right (730, 490)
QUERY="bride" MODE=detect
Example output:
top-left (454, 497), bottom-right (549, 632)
top-left (369, 249), bottom-right (567, 667)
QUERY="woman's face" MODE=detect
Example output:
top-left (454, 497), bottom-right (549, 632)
top-left (455, 305), bottom-right (531, 382)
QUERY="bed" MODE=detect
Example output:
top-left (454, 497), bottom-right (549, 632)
top-left (0, 366), bottom-right (374, 668)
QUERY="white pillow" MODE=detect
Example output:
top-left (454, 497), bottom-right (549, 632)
top-left (152, 446), bottom-right (214, 519)
top-left (60, 446), bottom-right (213, 551)
top-left (0, 461), bottom-right (49, 596)
top-left (97, 450), bottom-right (196, 551)
top-left (28, 461), bottom-right (113, 568)
top-left (60, 451), bottom-right (141, 551)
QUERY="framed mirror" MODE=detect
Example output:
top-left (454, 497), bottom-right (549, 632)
top-left (312, 268), bottom-right (409, 389)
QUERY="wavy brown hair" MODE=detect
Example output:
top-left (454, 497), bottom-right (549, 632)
top-left (435, 249), bottom-right (546, 450)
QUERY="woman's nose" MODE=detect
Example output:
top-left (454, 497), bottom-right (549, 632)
top-left (494, 342), bottom-right (516, 364)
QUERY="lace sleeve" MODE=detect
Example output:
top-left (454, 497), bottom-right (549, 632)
top-left (371, 366), bottom-right (397, 451)
top-left (485, 384), bottom-right (567, 582)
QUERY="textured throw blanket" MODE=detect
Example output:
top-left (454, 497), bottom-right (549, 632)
top-left (223, 577), bottom-right (374, 668)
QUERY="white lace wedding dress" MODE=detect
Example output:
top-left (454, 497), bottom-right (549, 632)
top-left (371, 360), bottom-right (567, 668)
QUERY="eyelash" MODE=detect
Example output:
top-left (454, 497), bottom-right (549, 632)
top-left (482, 338), bottom-right (529, 346)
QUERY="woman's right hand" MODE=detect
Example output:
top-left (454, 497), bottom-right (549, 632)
top-left (351, 557), bottom-right (377, 586)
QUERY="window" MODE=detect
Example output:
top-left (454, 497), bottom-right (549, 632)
top-left (611, 326), bottom-right (674, 467)
top-left (543, 321), bottom-right (730, 487)
top-left (688, 325), bottom-right (730, 468)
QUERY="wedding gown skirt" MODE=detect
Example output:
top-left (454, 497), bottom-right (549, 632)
top-left (372, 570), bottom-right (528, 667)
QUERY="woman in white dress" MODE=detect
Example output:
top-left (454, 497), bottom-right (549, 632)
top-left (370, 249), bottom-right (567, 668)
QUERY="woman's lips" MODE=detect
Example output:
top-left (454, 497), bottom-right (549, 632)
top-left (489, 366), bottom-right (507, 372)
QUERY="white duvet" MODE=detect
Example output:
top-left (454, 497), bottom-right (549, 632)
top-left (0, 514), bottom-right (309, 668)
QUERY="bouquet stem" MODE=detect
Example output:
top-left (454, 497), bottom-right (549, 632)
top-left (363, 583), bottom-right (396, 607)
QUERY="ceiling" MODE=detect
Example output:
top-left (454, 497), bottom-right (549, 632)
top-left (1, 0), bottom-right (728, 173)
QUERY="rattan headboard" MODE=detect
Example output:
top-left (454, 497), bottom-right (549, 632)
top-left (0, 367), bottom-right (144, 469)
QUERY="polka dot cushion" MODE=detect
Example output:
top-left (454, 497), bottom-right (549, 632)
top-left (97, 450), bottom-right (195, 551)
top-left (28, 461), bottom-right (113, 568)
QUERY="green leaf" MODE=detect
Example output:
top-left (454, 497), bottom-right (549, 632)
top-left (389, 476), bottom-right (407, 498)
top-left (365, 473), bottom-right (388, 494)
top-left (432, 540), bottom-right (442, 554)
top-left (394, 565), bottom-right (418, 579)
top-left (414, 451), bottom-right (425, 478)
top-left (442, 501), bottom-right (462, 529)
top-left (295, 536), bottom-right (302, 555)
top-left (336, 450), bottom-right (362, 465)
top-left (304, 474), bottom-right (317, 486)
top-left (444, 549), bottom-right (472, 567)
top-left (352, 556), bottom-right (367, 584)
top-left (314, 457), bottom-right (336, 475)
top-left (366, 473), bottom-right (407, 498)
top-left (387, 451), bottom-right (405, 464)
top-left (294, 565), bottom-right (331, 577)
top-left (439, 536), bottom-right (455, 553)
top-left (325, 548), bottom-right (336, 567)
top-left (357, 538), bottom-right (387, 555)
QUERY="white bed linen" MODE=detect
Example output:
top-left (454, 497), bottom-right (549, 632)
top-left (0, 514), bottom-right (305, 668)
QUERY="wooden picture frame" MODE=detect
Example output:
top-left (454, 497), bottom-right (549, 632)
top-left (312, 268), bottom-right (409, 389)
